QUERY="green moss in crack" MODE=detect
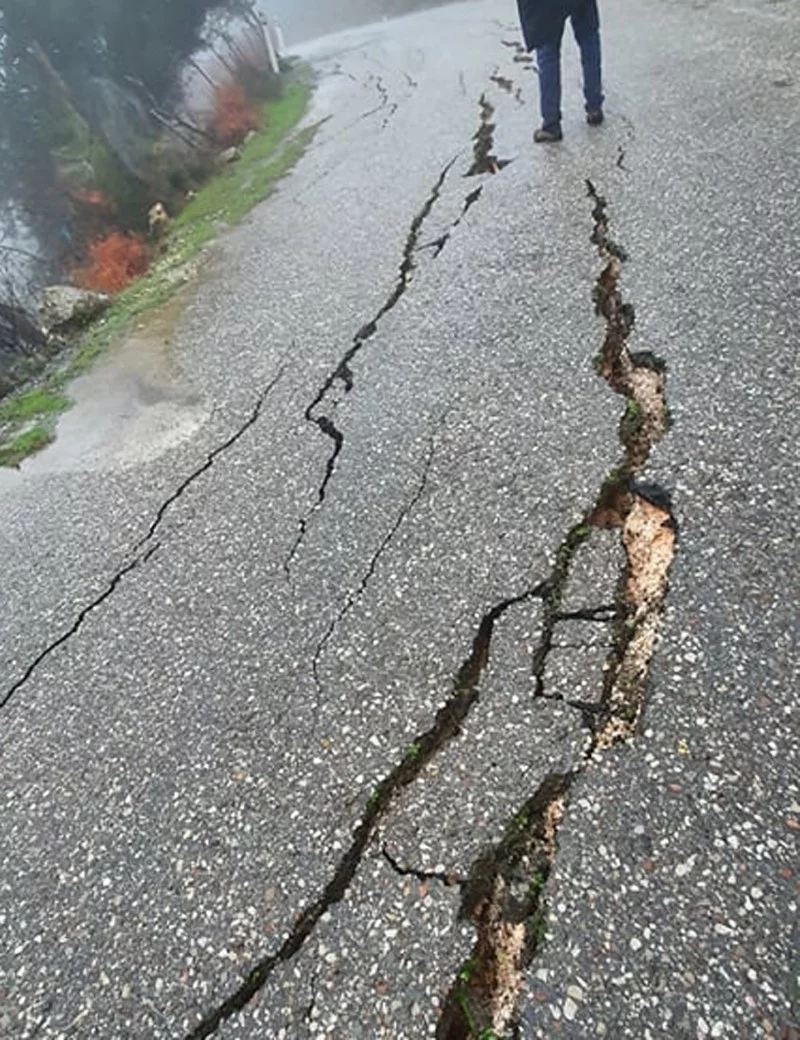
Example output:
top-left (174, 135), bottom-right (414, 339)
top-left (528, 868), bottom-right (548, 898)
top-left (527, 905), bottom-right (548, 948)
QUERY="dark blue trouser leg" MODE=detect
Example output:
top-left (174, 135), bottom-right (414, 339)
top-left (572, 0), bottom-right (604, 113)
top-left (536, 22), bottom-right (565, 132)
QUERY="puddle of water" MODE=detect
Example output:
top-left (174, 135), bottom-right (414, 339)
top-left (3, 288), bottom-right (209, 484)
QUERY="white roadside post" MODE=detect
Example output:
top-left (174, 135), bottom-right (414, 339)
top-left (261, 14), bottom-right (280, 76)
top-left (273, 21), bottom-right (286, 56)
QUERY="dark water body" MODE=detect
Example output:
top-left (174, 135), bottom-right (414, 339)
top-left (261, 0), bottom-right (461, 44)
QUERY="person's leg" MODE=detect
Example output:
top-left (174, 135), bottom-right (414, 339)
top-left (572, 0), bottom-right (604, 119)
top-left (535, 25), bottom-right (565, 139)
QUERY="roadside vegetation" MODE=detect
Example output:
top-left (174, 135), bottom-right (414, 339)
top-left (0, 0), bottom-right (317, 467)
top-left (63, 75), bottom-right (315, 384)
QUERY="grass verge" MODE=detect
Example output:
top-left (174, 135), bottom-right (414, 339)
top-left (0, 426), bottom-right (53, 469)
top-left (0, 69), bottom-right (317, 468)
top-left (0, 388), bottom-right (71, 425)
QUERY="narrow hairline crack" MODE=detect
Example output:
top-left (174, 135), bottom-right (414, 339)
top-left (0, 544), bottom-right (160, 711)
top-left (0, 366), bottom-right (286, 711)
top-left (382, 845), bottom-right (465, 890)
top-left (133, 364), bottom-right (286, 552)
top-left (310, 431), bottom-right (438, 703)
top-left (555, 604), bottom-right (618, 623)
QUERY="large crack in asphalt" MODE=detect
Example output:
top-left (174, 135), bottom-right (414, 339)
top-left (435, 180), bottom-right (677, 1039)
top-left (283, 156), bottom-right (458, 575)
top-left (185, 450), bottom-right (624, 1039)
top-left (185, 582), bottom-right (549, 1039)
top-left (466, 94), bottom-right (512, 177)
top-left (186, 106), bottom-right (658, 1040)
top-left (7, 70), bottom-right (557, 1032)
top-left (0, 367), bottom-right (286, 711)
top-left (286, 85), bottom-right (519, 578)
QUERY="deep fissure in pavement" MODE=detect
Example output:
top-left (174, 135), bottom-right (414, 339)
top-left (437, 775), bottom-right (572, 1039)
top-left (435, 181), bottom-right (677, 1039)
top-left (284, 156), bottom-right (458, 574)
top-left (185, 584), bottom-right (548, 1039)
top-left (466, 94), bottom-right (512, 176)
top-left (0, 368), bottom-right (286, 711)
top-left (186, 175), bottom-right (676, 1040)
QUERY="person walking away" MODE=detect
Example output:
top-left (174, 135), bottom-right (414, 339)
top-left (516, 0), bottom-right (604, 142)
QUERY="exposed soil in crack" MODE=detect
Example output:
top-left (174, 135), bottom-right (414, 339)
top-left (0, 368), bottom-right (286, 711)
top-left (466, 95), bottom-right (512, 177)
top-left (437, 776), bottom-right (570, 1040)
top-left (435, 181), bottom-right (677, 1038)
top-left (284, 158), bottom-right (458, 576)
top-left (184, 582), bottom-right (548, 1039)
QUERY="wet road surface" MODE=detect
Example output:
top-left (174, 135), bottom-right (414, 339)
top-left (1, 1), bottom-right (798, 1037)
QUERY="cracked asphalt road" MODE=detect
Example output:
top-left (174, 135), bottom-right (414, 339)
top-left (1, 0), bottom-right (797, 1037)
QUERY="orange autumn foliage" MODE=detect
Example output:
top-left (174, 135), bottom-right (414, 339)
top-left (212, 83), bottom-right (260, 148)
top-left (74, 233), bottom-right (150, 294)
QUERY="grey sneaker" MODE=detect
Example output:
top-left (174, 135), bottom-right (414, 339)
top-left (534, 126), bottom-right (563, 143)
top-left (586, 109), bottom-right (604, 126)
